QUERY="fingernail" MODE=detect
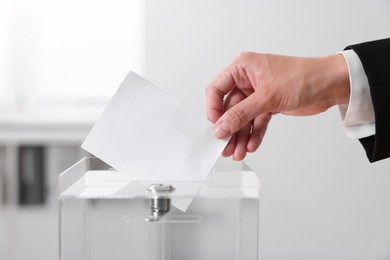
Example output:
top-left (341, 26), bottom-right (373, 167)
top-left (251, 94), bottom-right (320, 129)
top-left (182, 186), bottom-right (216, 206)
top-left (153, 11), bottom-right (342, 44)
top-left (213, 121), bottom-right (231, 139)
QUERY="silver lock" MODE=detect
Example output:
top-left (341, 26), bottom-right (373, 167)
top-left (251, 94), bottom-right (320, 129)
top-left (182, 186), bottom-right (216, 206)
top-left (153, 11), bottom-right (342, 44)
top-left (148, 183), bottom-right (175, 193)
top-left (145, 184), bottom-right (175, 222)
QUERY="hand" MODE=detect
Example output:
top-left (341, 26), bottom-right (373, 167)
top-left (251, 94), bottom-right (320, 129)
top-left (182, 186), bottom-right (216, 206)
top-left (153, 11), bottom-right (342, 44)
top-left (206, 52), bottom-right (350, 160)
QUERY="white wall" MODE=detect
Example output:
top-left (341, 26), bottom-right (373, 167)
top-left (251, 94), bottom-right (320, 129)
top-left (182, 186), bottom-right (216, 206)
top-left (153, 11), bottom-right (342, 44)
top-left (141, 0), bottom-right (390, 259)
top-left (0, 0), bottom-right (144, 120)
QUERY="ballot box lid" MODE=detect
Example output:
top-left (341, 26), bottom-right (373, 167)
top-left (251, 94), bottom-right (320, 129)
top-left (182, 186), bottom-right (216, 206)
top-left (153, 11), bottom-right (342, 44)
top-left (58, 157), bottom-right (260, 200)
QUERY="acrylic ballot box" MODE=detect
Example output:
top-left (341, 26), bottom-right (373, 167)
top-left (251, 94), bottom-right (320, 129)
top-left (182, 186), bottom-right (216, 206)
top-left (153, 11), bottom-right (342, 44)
top-left (58, 157), bottom-right (260, 260)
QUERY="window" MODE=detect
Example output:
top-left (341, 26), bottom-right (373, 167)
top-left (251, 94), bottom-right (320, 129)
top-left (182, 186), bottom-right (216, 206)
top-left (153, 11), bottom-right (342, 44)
top-left (1, 0), bottom-right (144, 119)
top-left (0, 0), bottom-right (15, 108)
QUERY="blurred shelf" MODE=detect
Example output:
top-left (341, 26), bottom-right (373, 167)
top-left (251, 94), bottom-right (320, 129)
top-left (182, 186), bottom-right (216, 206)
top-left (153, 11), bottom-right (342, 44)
top-left (0, 110), bottom-right (94, 260)
top-left (0, 124), bottom-right (91, 144)
top-left (0, 109), bottom-right (99, 144)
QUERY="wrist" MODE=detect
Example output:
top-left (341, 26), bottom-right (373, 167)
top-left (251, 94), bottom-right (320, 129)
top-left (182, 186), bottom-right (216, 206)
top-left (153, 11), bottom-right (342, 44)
top-left (321, 54), bottom-right (351, 106)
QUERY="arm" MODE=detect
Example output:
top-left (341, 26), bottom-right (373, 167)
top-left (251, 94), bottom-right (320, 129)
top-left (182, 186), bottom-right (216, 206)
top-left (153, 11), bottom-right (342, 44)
top-left (345, 38), bottom-right (390, 162)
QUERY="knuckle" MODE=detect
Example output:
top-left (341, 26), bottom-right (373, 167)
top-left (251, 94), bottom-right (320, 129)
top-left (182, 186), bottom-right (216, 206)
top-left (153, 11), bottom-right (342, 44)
top-left (205, 81), bottom-right (214, 93)
top-left (237, 51), bottom-right (252, 62)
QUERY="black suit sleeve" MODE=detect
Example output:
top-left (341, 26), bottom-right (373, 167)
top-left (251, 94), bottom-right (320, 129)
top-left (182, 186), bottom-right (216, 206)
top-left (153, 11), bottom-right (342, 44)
top-left (344, 38), bottom-right (390, 162)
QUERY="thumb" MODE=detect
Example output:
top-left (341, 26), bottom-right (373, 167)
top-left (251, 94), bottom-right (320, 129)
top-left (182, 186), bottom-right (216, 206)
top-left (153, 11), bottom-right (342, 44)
top-left (212, 93), bottom-right (263, 139)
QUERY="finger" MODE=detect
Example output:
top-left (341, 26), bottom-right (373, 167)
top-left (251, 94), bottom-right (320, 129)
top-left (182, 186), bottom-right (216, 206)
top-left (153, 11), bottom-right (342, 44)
top-left (206, 68), bottom-right (236, 123)
top-left (247, 113), bottom-right (272, 152)
top-left (213, 92), bottom-right (265, 139)
top-left (222, 134), bottom-right (236, 157)
top-left (223, 88), bottom-right (246, 111)
top-left (233, 123), bottom-right (252, 161)
top-left (221, 90), bottom-right (244, 158)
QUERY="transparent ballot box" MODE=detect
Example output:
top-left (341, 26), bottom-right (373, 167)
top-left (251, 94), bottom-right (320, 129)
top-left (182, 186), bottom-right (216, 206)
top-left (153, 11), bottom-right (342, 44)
top-left (58, 157), bottom-right (260, 260)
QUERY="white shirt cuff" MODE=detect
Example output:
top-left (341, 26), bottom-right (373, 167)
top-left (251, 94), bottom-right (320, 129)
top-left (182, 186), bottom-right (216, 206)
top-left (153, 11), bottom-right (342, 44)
top-left (338, 50), bottom-right (375, 140)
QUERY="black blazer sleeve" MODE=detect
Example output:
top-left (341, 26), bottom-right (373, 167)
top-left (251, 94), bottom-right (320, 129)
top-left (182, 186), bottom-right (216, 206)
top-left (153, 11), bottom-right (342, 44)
top-left (344, 38), bottom-right (390, 162)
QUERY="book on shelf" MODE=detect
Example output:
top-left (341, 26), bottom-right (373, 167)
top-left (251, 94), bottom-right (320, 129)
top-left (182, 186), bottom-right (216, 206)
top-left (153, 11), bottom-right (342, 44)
top-left (18, 146), bottom-right (45, 205)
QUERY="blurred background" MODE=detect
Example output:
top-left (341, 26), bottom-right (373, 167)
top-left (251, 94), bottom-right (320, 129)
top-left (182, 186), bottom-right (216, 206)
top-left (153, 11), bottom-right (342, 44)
top-left (0, 0), bottom-right (390, 259)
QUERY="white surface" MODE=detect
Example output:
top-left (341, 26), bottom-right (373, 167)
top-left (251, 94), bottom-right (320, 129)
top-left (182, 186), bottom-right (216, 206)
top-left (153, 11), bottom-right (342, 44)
top-left (7, 0), bottom-right (144, 108)
top-left (82, 72), bottom-right (228, 181)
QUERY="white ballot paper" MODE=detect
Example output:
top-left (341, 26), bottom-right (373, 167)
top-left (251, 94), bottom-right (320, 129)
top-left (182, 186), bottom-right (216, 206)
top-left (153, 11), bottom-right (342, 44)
top-left (81, 71), bottom-right (229, 210)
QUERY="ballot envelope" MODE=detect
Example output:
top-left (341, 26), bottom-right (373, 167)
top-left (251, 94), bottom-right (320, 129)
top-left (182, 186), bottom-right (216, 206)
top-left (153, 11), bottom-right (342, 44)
top-left (58, 157), bottom-right (260, 260)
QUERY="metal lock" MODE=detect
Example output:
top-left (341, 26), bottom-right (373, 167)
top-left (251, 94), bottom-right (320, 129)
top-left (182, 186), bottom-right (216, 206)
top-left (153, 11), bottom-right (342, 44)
top-left (145, 184), bottom-right (175, 222)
